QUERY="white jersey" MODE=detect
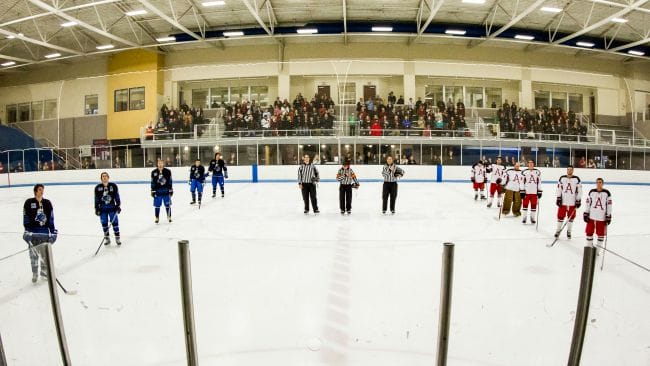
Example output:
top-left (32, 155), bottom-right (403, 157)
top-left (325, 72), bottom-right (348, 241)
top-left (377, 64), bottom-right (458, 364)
top-left (471, 163), bottom-right (486, 183)
top-left (487, 163), bottom-right (506, 184)
top-left (585, 189), bottom-right (612, 221)
top-left (556, 175), bottom-right (582, 206)
top-left (522, 168), bottom-right (542, 194)
top-left (504, 169), bottom-right (524, 191)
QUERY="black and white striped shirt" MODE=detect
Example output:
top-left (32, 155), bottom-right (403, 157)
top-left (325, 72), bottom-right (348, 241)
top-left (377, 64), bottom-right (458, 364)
top-left (382, 164), bottom-right (404, 182)
top-left (337, 167), bottom-right (359, 185)
top-left (298, 163), bottom-right (320, 184)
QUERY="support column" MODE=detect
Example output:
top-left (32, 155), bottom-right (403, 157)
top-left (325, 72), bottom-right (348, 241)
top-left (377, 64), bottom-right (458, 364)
top-left (403, 62), bottom-right (416, 103)
top-left (278, 72), bottom-right (290, 100)
top-left (520, 68), bottom-right (533, 109)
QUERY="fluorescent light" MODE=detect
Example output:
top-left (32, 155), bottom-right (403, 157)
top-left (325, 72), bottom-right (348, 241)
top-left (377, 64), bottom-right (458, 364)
top-left (576, 41), bottom-right (595, 48)
top-left (445, 29), bottom-right (466, 35)
top-left (6, 35), bottom-right (15, 39)
top-left (541, 6), bottom-right (562, 13)
top-left (223, 31), bottom-right (244, 37)
top-left (156, 36), bottom-right (176, 42)
top-left (371, 26), bottom-right (393, 32)
top-left (515, 34), bottom-right (534, 40)
top-left (125, 9), bottom-right (147, 16)
top-left (61, 21), bottom-right (77, 27)
top-left (96, 44), bottom-right (115, 50)
top-left (202, 0), bottom-right (225, 6)
top-left (297, 28), bottom-right (318, 34)
top-left (44, 53), bottom-right (61, 59)
top-left (462, 0), bottom-right (486, 4)
top-left (628, 50), bottom-right (645, 56)
top-left (611, 17), bottom-right (628, 23)
top-left (1, 61), bottom-right (16, 67)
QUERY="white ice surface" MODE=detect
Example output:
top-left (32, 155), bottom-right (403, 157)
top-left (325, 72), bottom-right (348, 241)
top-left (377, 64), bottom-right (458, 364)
top-left (0, 181), bottom-right (649, 366)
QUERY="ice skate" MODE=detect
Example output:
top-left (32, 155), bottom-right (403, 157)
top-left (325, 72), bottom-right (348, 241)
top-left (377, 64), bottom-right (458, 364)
top-left (102, 235), bottom-right (110, 246)
top-left (567, 231), bottom-right (572, 239)
top-left (155, 216), bottom-right (159, 224)
top-left (116, 236), bottom-right (122, 246)
top-left (32, 273), bottom-right (38, 283)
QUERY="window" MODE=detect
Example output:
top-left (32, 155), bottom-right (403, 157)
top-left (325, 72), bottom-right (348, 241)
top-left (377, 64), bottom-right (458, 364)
top-left (6, 104), bottom-right (17, 123)
top-left (424, 85), bottom-right (443, 106)
top-left (250, 86), bottom-right (269, 106)
top-left (465, 87), bottom-right (484, 108)
top-left (31, 101), bottom-right (43, 120)
top-left (568, 93), bottom-right (583, 113)
top-left (190, 89), bottom-right (208, 109)
top-left (114, 89), bottom-right (128, 112)
top-left (551, 92), bottom-right (567, 110)
top-left (485, 88), bottom-right (502, 108)
top-left (230, 86), bottom-right (248, 104)
top-left (534, 90), bottom-right (550, 109)
top-left (44, 100), bottom-right (57, 119)
top-left (85, 95), bottom-right (98, 115)
top-left (337, 82), bottom-right (356, 104)
top-left (444, 86), bottom-right (463, 105)
top-left (210, 87), bottom-right (228, 107)
top-left (129, 87), bottom-right (145, 110)
top-left (18, 103), bottom-right (30, 122)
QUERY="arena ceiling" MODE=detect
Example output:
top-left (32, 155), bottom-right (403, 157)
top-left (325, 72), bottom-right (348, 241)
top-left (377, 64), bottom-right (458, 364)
top-left (0, 0), bottom-right (648, 72)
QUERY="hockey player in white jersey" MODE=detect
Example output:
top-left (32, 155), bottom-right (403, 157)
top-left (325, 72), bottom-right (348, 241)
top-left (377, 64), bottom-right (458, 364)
top-left (521, 160), bottom-right (542, 224)
top-left (470, 160), bottom-right (487, 200)
top-left (555, 165), bottom-right (582, 239)
top-left (486, 156), bottom-right (506, 208)
top-left (583, 178), bottom-right (612, 249)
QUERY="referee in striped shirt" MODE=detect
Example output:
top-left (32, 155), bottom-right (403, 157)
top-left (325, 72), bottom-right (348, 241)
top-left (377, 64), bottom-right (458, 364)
top-left (382, 156), bottom-right (404, 214)
top-left (298, 154), bottom-right (320, 214)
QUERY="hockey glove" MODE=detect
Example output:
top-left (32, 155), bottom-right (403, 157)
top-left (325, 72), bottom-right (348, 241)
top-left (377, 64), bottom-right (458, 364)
top-left (583, 212), bottom-right (590, 223)
top-left (116, 206), bottom-right (122, 214)
top-left (353, 183), bottom-right (360, 189)
top-left (188, 180), bottom-right (192, 186)
top-left (23, 231), bottom-right (32, 243)
top-left (519, 191), bottom-right (526, 200)
top-left (471, 177), bottom-right (475, 183)
top-left (606, 215), bottom-right (612, 225)
top-left (169, 189), bottom-right (174, 197)
top-left (496, 178), bottom-right (502, 185)
top-left (575, 200), bottom-right (581, 208)
top-left (537, 192), bottom-right (543, 199)
top-left (48, 230), bottom-right (58, 244)
top-left (225, 173), bottom-right (228, 179)
top-left (151, 190), bottom-right (156, 198)
top-left (556, 197), bottom-right (562, 207)
top-left (95, 209), bottom-right (100, 216)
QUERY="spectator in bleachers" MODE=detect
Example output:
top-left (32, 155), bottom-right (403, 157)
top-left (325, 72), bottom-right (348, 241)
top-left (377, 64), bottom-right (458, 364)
top-left (0, 161), bottom-right (4, 173)
top-left (370, 118), bottom-right (382, 137)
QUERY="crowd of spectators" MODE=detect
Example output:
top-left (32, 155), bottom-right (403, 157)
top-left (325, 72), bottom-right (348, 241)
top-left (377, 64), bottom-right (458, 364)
top-left (144, 104), bottom-right (208, 139)
top-left (494, 101), bottom-right (587, 140)
top-left (352, 92), bottom-right (470, 137)
top-left (221, 93), bottom-right (337, 137)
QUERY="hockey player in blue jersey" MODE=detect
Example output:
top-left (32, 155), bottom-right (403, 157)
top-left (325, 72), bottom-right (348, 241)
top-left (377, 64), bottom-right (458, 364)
top-left (189, 159), bottom-right (207, 206)
top-left (95, 172), bottom-right (121, 246)
top-left (151, 159), bottom-right (173, 223)
top-left (208, 152), bottom-right (228, 198)
top-left (23, 184), bottom-right (58, 283)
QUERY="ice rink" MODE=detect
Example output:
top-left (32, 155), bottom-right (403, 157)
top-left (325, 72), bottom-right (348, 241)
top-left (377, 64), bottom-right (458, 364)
top-left (0, 177), bottom-right (649, 366)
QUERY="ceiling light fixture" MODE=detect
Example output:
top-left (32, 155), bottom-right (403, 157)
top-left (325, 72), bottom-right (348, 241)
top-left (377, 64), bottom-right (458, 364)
top-left (628, 50), bottom-right (645, 56)
top-left (202, 0), bottom-right (225, 6)
top-left (540, 6), bottom-right (562, 13)
top-left (96, 44), bottom-right (115, 50)
top-left (223, 31), bottom-right (244, 37)
top-left (297, 28), bottom-right (318, 34)
top-left (611, 18), bottom-right (628, 23)
top-left (61, 21), bottom-right (77, 27)
top-left (515, 34), bottom-right (534, 40)
top-left (371, 26), bottom-right (393, 32)
top-left (156, 36), bottom-right (176, 42)
top-left (125, 9), bottom-right (147, 16)
top-left (44, 53), bottom-right (62, 59)
top-left (576, 41), bottom-right (595, 48)
top-left (1, 61), bottom-right (16, 67)
top-left (462, 0), bottom-right (486, 4)
top-left (445, 29), bottom-right (467, 35)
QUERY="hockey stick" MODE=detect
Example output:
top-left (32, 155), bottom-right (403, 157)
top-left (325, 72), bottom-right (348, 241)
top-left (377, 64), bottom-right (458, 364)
top-left (535, 197), bottom-right (541, 232)
top-left (56, 278), bottom-right (77, 295)
top-left (547, 206), bottom-right (576, 247)
top-left (27, 240), bottom-right (77, 295)
top-left (600, 225), bottom-right (608, 271)
top-left (94, 212), bottom-right (119, 257)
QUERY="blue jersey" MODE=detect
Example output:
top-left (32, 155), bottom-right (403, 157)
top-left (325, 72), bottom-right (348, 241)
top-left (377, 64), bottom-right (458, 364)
top-left (23, 198), bottom-right (56, 234)
top-left (151, 168), bottom-right (173, 195)
top-left (189, 165), bottom-right (207, 182)
top-left (95, 182), bottom-right (121, 212)
top-left (208, 159), bottom-right (227, 176)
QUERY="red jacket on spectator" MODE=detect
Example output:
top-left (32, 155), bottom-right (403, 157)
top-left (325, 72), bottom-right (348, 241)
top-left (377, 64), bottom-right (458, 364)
top-left (370, 121), bottom-right (382, 136)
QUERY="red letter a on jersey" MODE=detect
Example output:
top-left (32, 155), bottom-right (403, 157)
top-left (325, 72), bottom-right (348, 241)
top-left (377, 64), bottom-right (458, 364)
top-left (594, 197), bottom-right (604, 210)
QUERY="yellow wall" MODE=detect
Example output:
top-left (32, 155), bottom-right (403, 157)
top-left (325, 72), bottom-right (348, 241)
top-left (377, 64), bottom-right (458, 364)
top-left (107, 50), bottom-right (163, 139)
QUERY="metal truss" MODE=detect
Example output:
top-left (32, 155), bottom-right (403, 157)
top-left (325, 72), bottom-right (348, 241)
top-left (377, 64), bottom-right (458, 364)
top-left (410, 0), bottom-right (444, 45)
top-left (241, 0), bottom-right (277, 37)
